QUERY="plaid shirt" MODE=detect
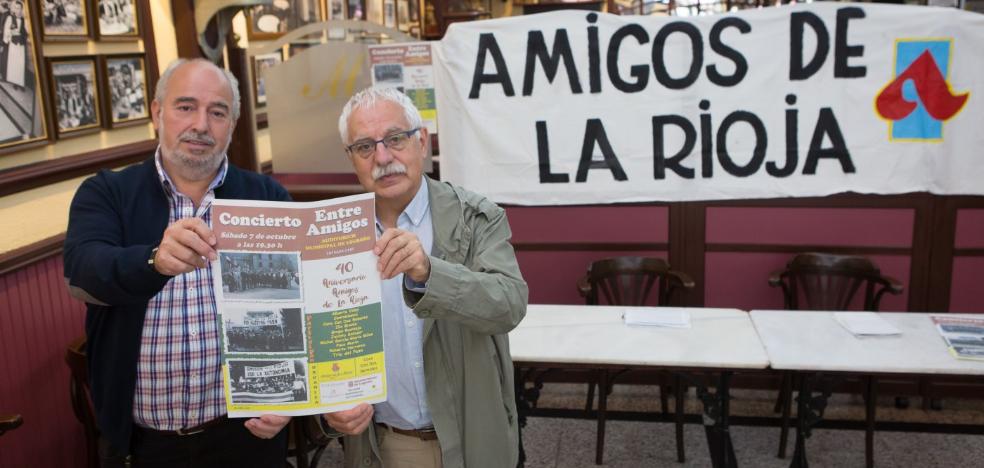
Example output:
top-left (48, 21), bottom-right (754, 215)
top-left (132, 150), bottom-right (229, 430)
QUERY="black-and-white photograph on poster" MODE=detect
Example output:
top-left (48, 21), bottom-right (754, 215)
top-left (103, 54), bottom-right (148, 125)
top-left (97, 0), bottom-right (138, 38)
top-left (0, 0), bottom-right (47, 150)
top-left (41, 0), bottom-right (89, 39)
top-left (222, 307), bottom-right (305, 354)
top-left (248, 0), bottom-right (322, 39)
top-left (228, 359), bottom-right (309, 404)
top-left (219, 251), bottom-right (302, 301)
top-left (49, 57), bottom-right (100, 136)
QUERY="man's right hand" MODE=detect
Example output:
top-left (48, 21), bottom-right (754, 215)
top-left (153, 218), bottom-right (217, 276)
top-left (322, 403), bottom-right (374, 435)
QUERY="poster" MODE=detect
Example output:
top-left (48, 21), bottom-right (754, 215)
top-left (369, 42), bottom-right (438, 135)
top-left (211, 193), bottom-right (386, 416)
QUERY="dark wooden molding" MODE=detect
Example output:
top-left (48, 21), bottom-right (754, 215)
top-left (261, 160), bottom-right (273, 175)
top-left (285, 184), bottom-right (365, 202)
top-left (953, 249), bottom-right (984, 257)
top-left (512, 242), bottom-right (668, 252)
top-left (0, 139), bottom-right (158, 197)
top-left (170, 0), bottom-right (203, 59)
top-left (703, 243), bottom-right (913, 255)
top-left (140, 0), bottom-right (162, 96)
top-left (227, 43), bottom-right (259, 173)
top-left (0, 233), bottom-right (64, 276)
top-left (256, 112), bottom-right (269, 130)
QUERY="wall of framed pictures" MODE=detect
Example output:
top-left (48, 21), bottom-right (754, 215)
top-left (0, 0), bottom-right (165, 168)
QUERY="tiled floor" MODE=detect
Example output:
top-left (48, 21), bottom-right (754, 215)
top-left (314, 383), bottom-right (984, 467)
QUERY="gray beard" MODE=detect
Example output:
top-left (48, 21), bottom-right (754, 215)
top-left (159, 120), bottom-right (230, 181)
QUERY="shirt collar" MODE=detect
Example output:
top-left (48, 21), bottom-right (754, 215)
top-left (153, 145), bottom-right (229, 197)
top-left (375, 177), bottom-right (430, 231)
top-left (402, 177), bottom-right (430, 227)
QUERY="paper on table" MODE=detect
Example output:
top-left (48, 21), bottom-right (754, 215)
top-left (623, 308), bottom-right (691, 328)
top-left (833, 312), bottom-right (902, 337)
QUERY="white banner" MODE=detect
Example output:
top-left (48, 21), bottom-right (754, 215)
top-left (435, 5), bottom-right (984, 204)
top-left (245, 361), bottom-right (293, 378)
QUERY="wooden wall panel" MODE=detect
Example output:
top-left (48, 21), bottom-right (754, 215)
top-left (704, 252), bottom-right (911, 311)
top-left (506, 206), bottom-right (669, 244)
top-left (0, 256), bottom-right (86, 468)
top-left (516, 250), bottom-right (668, 305)
top-left (950, 258), bottom-right (984, 313)
top-left (954, 209), bottom-right (984, 249)
top-left (705, 207), bottom-right (914, 247)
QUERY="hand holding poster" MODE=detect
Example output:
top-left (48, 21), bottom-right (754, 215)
top-left (211, 193), bottom-right (386, 417)
top-left (435, 4), bottom-right (984, 205)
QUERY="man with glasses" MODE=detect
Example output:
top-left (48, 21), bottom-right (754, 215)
top-left (321, 87), bottom-right (528, 468)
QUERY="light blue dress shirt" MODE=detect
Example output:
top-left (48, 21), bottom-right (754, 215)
top-left (373, 178), bottom-right (434, 430)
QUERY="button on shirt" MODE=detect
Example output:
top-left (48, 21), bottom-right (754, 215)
top-left (132, 149), bottom-right (228, 430)
top-left (373, 178), bottom-right (434, 430)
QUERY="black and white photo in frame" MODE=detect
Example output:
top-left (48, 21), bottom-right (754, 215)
top-left (0, 0), bottom-right (48, 149)
top-left (248, 0), bottom-right (322, 39)
top-left (218, 251), bottom-right (302, 302)
top-left (97, 0), bottom-right (138, 37)
top-left (222, 307), bottom-right (305, 354)
top-left (252, 51), bottom-right (282, 107)
top-left (49, 57), bottom-right (100, 136)
top-left (40, 0), bottom-right (89, 39)
top-left (104, 54), bottom-right (147, 124)
top-left (228, 359), bottom-right (309, 404)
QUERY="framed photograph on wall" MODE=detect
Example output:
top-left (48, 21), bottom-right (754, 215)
top-left (248, 0), bottom-right (323, 40)
top-left (47, 56), bottom-right (100, 137)
top-left (383, 0), bottom-right (395, 28)
top-left (0, 0), bottom-right (49, 152)
top-left (252, 50), bottom-right (283, 108)
top-left (95, 0), bottom-right (139, 39)
top-left (396, 0), bottom-right (408, 32)
top-left (325, 0), bottom-right (346, 20)
top-left (39, 0), bottom-right (91, 40)
top-left (101, 53), bottom-right (148, 127)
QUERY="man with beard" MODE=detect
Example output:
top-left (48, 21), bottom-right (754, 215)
top-left (320, 87), bottom-right (528, 468)
top-left (64, 59), bottom-right (292, 467)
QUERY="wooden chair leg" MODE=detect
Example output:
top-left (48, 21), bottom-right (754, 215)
top-left (586, 377), bottom-right (596, 412)
top-left (595, 369), bottom-right (609, 465)
top-left (659, 372), bottom-right (670, 416)
top-left (777, 372), bottom-right (794, 459)
top-left (675, 374), bottom-right (686, 463)
top-left (865, 376), bottom-right (877, 468)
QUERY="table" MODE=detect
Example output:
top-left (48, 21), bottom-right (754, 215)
top-left (750, 310), bottom-right (984, 468)
top-left (511, 304), bottom-right (769, 466)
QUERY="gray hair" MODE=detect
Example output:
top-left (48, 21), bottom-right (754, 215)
top-left (155, 58), bottom-right (241, 121)
top-left (338, 87), bottom-right (424, 145)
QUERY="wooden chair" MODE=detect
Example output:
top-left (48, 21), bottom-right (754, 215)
top-left (768, 252), bottom-right (903, 460)
top-left (66, 336), bottom-right (100, 468)
top-left (0, 413), bottom-right (23, 436)
top-left (576, 256), bottom-right (694, 464)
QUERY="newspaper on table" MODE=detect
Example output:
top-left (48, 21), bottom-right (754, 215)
top-left (210, 193), bottom-right (386, 417)
top-left (931, 316), bottom-right (984, 361)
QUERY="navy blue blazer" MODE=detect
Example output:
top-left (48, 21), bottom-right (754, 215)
top-left (63, 157), bottom-right (291, 453)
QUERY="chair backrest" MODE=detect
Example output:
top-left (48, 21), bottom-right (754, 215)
top-left (65, 336), bottom-right (99, 468)
top-left (580, 256), bottom-right (693, 306)
top-left (0, 413), bottom-right (23, 436)
top-left (770, 252), bottom-right (904, 311)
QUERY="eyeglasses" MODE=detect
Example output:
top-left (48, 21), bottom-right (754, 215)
top-left (345, 128), bottom-right (420, 159)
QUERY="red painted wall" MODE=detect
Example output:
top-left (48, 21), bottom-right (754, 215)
top-left (0, 255), bottom-right (87, 468)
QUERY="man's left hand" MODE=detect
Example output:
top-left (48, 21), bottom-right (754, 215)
top-left (245, 414), bottom-right (291, 439)
top-left (375, 228), bottom-right (430, 282)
